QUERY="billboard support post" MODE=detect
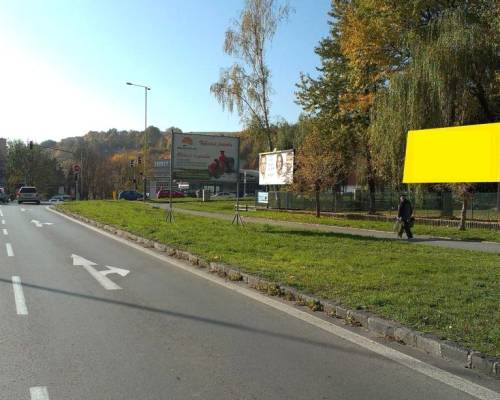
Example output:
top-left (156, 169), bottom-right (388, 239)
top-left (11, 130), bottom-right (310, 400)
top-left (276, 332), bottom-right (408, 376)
top-left (232, 137), bottom-right (244, 226)
top-left (166, 130), bottom-right (175, 223)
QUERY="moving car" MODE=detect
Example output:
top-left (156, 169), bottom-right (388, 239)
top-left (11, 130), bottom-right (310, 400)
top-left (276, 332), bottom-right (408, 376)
top-left (157, 189), bottom-right (185, 199)
top-left (118, 190), bottom-right (144, 201)
top-left (17, 186), bottom-right (40, 204)
top-left (0, 187), bottom-right (8, 204)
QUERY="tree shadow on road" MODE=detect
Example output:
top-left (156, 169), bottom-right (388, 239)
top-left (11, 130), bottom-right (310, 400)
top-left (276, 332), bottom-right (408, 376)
top-left (0, 277), bottom-right (384, 361)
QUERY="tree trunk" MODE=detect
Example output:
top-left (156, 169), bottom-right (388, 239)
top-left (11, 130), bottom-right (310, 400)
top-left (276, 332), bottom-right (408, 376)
top-left (315, 183), bottom-right (321, 218)
top-left (459, 194), bottom-right (468, 231)
top-left (364, 143), bottom-right (377, 214)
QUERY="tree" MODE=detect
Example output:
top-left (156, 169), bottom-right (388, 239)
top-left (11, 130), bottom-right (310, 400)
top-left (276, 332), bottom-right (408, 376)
top-left (6, 141), bottom-right (64, 197)
top-left (293, 119), bottom-right (352, 217)
top-left (370, 6), bottom-right (499, 229)
top-left (211, 0), bottom-right (290, 152)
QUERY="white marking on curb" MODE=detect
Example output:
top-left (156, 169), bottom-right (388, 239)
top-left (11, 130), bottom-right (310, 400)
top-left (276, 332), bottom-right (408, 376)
top-left (6, 243), bottom-right (14, 257)
top-left (30, 386), bottom-right (49, 399)
top-left (48, 207), bottom-right (500, 400)
top-left (3, 228), bottom-right (7, 235)
top-left (12, 276), bottom-right (28, 315)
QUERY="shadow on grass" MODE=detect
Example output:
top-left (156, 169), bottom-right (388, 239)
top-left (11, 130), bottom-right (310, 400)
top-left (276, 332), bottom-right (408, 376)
top-left (0, 277), bottom-right (382, 360)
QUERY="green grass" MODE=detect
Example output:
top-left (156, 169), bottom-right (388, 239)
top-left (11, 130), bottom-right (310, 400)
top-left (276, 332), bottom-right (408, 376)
top-left (60, 200), bottom-right (500, 356)
top-left (172, 200), bottom-right (500, 242)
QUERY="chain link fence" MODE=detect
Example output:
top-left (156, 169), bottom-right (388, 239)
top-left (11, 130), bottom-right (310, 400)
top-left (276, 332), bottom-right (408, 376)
top-left (267, 190), bottom-right (500, 223)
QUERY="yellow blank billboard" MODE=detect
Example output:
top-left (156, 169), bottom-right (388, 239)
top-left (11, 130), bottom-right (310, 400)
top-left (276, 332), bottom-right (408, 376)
top-left (403, 123), bottom-right (500, 183)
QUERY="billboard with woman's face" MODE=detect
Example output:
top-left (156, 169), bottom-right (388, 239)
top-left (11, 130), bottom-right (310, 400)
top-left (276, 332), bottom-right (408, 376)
top-left (258, 149), bottom-right (294, 185)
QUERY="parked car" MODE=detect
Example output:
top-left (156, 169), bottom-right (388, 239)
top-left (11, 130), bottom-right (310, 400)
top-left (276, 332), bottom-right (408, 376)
top-left (157, 189), bottom-right (185, 199)
top-left (17, 186), bottom-right (40, 204)
top-left (0, 187), bottom-right (8, 203)
top-left (49, 194), bottom-right (72, 203)
top-left (212, 192), bottom-right (234, 198)
top-left (118, 191), bottom-right (144, 201)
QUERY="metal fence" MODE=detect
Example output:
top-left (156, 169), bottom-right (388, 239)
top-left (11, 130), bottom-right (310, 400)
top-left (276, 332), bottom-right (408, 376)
top-left (267, 191), bottom-right (500, 223)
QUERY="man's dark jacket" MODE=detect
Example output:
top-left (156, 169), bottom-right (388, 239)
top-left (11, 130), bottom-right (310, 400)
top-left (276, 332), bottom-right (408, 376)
top-left (398, 199), bottom-right (413, 221)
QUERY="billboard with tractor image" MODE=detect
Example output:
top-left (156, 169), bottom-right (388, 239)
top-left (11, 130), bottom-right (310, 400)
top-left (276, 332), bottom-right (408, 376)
top-left (172, 133), bottom-right (240, 182)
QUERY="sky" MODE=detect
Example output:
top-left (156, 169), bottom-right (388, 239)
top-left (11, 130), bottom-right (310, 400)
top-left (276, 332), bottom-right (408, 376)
top-left (0, 0), bottom-right (331, 142)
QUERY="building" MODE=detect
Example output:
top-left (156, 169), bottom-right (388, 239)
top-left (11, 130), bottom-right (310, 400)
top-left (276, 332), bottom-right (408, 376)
top-left (0, 138), bottom-right (7, 187)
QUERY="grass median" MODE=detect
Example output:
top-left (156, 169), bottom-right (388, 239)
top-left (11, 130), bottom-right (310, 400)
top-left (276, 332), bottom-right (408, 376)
top-left (173, 200), bottom-right (500, 242)
top-left (59, 200), bottom-right (500, 356)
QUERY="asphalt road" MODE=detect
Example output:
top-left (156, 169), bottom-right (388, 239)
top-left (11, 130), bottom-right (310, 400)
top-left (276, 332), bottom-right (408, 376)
top-left (0, 203), bottom-right (498, 400)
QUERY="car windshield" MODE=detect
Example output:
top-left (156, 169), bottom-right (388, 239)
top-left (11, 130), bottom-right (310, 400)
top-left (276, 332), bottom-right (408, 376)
top-left (20, 187), bottom-right (37, 193)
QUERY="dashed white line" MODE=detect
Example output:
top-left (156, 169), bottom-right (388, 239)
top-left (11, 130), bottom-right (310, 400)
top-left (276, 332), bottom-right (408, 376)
top-left (1, 219), bottom-right (5, 224)
top-left (12, 276), bottom-right (28, 315)
top-left (48, 206), bottom-right (500, 400)
top-left (0, 209), bottom-right (3, 217)
top-left (6, 243), bottom-right (14, 257)
top-left (30, 386), bottom-right (50, 400)
top-left (2, 228), bottom-right (7, 235)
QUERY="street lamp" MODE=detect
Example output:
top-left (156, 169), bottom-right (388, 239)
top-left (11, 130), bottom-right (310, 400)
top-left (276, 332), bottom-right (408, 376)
top-left (126, 81), bottom-right (151, 201)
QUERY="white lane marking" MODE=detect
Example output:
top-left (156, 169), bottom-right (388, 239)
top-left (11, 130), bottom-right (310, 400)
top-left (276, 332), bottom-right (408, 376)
top-left (0, 209), bottom-right (3, 216)
top-left (30, 386), bottom-right (50, 399)
top-left (49, 207), bottom-right (500, 400)
top-left (2, 228), bottom-right (7, 235)
top-left (12, 276), bottom-right (28, 315)
top-left (6, 243), bottom-right (14, 257)
top-left (30, 220), bottom-right (53, 228)
top-left (71, 254), bottom-right (123, 290)
top-left (1, 219), bottom-right (5, 224)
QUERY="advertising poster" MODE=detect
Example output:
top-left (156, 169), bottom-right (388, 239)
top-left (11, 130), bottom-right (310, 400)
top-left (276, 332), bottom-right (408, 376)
top-left (259, 149), bottom-right (294, 185)
top-left (172, 133), bottom-right (239, 182)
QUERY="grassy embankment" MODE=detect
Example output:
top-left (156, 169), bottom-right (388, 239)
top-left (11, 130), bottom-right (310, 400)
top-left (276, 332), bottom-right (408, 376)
top-left (172, 199), bottom-right (500, 242)
top-left (59, 200), bottom-right (500, 356)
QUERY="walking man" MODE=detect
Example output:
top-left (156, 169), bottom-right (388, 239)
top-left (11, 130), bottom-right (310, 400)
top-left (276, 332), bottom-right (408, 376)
top-left (397, 194), bottom-right (414, 239)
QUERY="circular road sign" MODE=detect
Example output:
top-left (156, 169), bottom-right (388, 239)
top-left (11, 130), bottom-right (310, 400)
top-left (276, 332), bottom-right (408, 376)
top-left (73, 164), bottom-right (81, 173)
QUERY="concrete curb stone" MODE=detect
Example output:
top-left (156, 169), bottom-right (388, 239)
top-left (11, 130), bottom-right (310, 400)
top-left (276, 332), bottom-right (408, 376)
top-left (53, 207), bottom-right (500, 378)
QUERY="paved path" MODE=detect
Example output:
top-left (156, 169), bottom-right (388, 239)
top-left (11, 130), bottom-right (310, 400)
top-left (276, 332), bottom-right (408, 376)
top-left (158, 204), bottom-right (500, 253)
top-left (0, 203), bottom-right (498, 399)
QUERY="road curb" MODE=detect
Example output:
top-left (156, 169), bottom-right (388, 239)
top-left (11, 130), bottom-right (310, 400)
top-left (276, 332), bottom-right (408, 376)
top-left (53, 206), bottom-right (500, 379)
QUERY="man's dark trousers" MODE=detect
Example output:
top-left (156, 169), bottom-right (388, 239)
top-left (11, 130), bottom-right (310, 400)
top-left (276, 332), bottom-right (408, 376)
top-left (398, 219), bottom-right (413, 239)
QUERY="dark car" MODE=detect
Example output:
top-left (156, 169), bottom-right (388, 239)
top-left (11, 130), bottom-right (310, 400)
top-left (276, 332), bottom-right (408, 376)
top-left (157, 189), bottom-right (185, 199)
top-left (119, 191), bottom-right (144, 201)
top-left (0, 187), bottom-right (8, 204)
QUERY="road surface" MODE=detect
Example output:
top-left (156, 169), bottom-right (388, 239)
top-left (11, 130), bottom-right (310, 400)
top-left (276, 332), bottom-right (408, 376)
top-left (0, 203), bottom-right (498, 399)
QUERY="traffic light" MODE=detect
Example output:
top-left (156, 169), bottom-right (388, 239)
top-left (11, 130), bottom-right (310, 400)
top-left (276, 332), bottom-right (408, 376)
top-left (29, 141), bottom-right (33, 150)
top-left (130, 159), bottom-right (134, 168)
top-left (137, 156), bottom-right (142, 165)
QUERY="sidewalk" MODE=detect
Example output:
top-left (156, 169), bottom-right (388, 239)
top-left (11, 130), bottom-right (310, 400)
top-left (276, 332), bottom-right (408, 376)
top-left (155, 203), bottom-right (500, 254)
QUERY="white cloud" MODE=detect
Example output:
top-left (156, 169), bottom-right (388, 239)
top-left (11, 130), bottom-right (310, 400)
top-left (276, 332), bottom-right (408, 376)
top-left (0, 35), bottom-right (135, 142)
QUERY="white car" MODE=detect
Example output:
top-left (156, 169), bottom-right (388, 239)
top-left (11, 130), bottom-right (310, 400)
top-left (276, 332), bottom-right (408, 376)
top-left (212, 192), bottom-right (234, 198)
top-left (17, 186), bottom-right (40, 205)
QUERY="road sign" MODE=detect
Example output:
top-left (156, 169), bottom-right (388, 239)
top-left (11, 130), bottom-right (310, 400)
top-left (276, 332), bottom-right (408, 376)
top-left (73, 164), bottom-right (81, 173)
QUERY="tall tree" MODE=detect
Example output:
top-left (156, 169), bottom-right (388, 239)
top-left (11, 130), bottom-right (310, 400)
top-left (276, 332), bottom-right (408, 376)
top-left (211, 0), bottom-right (290, 151)
top-left (370, 5), bottom-right (499, 229)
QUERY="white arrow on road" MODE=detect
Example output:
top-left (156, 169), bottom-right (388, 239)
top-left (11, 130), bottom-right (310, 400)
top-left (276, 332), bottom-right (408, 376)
top-left (71, 254), bottom-right (130, 290)
top-left (100, 266), bottom-right (130, 277)
top-left (31, 220), bottom-right (54, 228)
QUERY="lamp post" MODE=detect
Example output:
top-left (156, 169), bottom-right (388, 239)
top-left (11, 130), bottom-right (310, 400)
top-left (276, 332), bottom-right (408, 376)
top-left (126, 81), bottom-right (151, 201)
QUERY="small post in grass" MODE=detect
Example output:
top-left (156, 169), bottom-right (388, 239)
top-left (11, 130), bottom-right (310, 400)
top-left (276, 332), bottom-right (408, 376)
top-left (166, 129), bottom-right (175, 223)
top-left (232, 138), bottom-right (244, 226)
